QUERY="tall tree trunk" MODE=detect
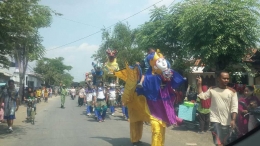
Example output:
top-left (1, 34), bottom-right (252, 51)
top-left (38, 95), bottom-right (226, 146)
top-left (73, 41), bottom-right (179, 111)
top-left (16, 46), bottom-right (28, 103)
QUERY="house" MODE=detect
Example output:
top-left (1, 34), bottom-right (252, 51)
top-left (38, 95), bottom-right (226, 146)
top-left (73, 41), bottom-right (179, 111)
top-left (187, 59), bottom-right (216, 88)
top-left (243, 49), bottom-right (260, 85)
top-left (9, 67), bottom-right (44, 89)
top-left (25, 73), bottom-right (44, 88)
top-left (186, 49), bottom-right (260, 92)
top-left (0, 67), bottom-right (13, 86)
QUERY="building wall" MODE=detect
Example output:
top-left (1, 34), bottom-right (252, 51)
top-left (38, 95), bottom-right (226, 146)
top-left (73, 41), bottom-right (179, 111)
top-left (10, 72), bottom-right (43, 89)
top-left (248, 76), bottom-right (254, 85)
top-left (255, 76), bottom-right (260, 85)
top-left (25, 75), bottom-right (43, 88)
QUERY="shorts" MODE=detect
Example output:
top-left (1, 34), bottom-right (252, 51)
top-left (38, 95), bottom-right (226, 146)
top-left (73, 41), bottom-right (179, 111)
top-left (211, 122), bottom-right (230, 145)
top-left (4, 114), bottom-right (16, 120)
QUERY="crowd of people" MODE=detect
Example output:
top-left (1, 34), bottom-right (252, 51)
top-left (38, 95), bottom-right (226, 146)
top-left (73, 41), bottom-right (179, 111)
top-left (0, 72), bottom-right (259, 146)
top-left (0, 82), bottom-right (56, 132)
top-left (66, 82), bottom-right (128, 122)
top-left (196, 72), bottom-right (260, 146)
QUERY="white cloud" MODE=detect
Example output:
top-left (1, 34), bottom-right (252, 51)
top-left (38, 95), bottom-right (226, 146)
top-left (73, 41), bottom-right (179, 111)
top-left (29, 43), bottom-right (99, 82)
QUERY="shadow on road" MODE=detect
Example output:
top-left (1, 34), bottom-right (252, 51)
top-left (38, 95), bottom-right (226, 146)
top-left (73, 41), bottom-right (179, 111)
top-left (80, 110), bottom-right (113, 119)
top-left (172, 125), bottom-right (200, 134)
top-left (0, 124), bottom-right (27, 139)
top-left (172, 125), bottom-right (188, 131)
top-left (112, 115), bottom-right (129, 122)
top-left (91, 136), bottom-right (150, 146)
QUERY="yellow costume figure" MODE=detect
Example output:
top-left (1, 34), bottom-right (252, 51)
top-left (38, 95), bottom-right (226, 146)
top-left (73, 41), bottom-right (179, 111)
top-left (104, 49), bottom-right (119, 83)
top-left (115, 51), bottom-right (185, 146)
top-left (115, 63), bottom-right (150, 144)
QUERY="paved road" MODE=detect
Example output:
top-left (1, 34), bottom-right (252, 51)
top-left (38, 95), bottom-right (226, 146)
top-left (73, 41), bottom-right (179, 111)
top-left (0, 96), bottom-right (214, 146)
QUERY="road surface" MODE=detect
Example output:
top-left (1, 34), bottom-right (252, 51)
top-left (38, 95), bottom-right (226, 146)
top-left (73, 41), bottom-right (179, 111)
top-left (0, 96), bottom-right (213, 146)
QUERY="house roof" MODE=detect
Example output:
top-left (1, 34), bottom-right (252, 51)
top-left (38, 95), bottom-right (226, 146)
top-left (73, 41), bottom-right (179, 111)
top-left (193, 59), bottom-right (205, 66)
top-left (243, 49), bottom-right (260, 62)
top-left (0, 68), bottom-right (13, 77)
top-left (193, 49), bottom-right (259, 65)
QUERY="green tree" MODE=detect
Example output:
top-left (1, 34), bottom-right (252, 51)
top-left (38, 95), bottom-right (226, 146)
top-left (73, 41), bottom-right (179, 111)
top-left (34, 57), bottom-right (74, 87)
top-left (172, 0), bottom-right (260, 74)
top-left (136, 5), bottom-right (186, 72)
top-left (92, 22), bottom-right (144, 68)
top-left (79, 81), bottom-right (87, 87)
top-left (0, 0), bottom-right (56, 98)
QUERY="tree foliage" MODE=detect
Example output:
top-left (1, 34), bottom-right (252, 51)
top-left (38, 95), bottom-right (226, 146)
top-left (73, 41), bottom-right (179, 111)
top-left (136, 6), bottom-right (186, 72)
top-left (34, 57), bottom-right (73, 86)
top-left (92, 0), bottom-right (260, 77)
top-left (0, 0), bottom-right (54, 67)
top-left (171, 0), bottom-right (260, 72)
top-left (0, 0), bottom-right (57, 99)
top-left (92, 23), bottom-right (144, 69)
top-left (135, 0), bottom-right (260, 75)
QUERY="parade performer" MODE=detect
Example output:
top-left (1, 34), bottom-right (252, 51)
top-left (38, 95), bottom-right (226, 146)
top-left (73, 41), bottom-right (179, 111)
top-left (94, 82), bottom-right (107, 122)
top-left (60, 84), bottom-right (67, 108)
top-left (85, 72), bottom-right (93, 86)
top-left (114, 50), bottom-right (185, 146)
top-left (104, 49), bottom-right (119, 84)
top-left (86, 85), bottom-right (96, 116)
top-left (92, 62), bottom-right (103, 86)
top-left (108, 81), bottom-right (117, 116)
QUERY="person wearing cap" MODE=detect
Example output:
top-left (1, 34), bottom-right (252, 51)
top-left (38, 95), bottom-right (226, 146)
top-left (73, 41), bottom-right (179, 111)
top-left (60, 84), bottom-right (67, 108)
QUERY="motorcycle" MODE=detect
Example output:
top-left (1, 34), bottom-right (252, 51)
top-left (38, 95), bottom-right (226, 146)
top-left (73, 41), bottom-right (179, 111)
top-left (37, 96), bottom-right (41, 103)
top-left (26, 98), bottom-right (36, 125)
top-left (239, 101), bottom-right (260, 123)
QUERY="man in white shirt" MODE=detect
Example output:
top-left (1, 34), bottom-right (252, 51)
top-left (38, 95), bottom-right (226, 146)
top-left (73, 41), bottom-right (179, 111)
top-left (78, 86), bottom-right (86, 107)
top-left (197, 71), bottom-right (238, 146)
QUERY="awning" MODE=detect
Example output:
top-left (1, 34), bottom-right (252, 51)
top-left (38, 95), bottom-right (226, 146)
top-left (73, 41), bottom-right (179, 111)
top-left (0, 68), bottom-right (13, 77)
top-left (3, 72), bottom-right (12, 77)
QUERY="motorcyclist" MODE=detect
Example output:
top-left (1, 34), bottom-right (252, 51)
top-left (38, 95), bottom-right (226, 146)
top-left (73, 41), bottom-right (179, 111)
top-left (70, 86), bottom-right (76, 100)
top-left (25, 92), bottom-right (36, 119)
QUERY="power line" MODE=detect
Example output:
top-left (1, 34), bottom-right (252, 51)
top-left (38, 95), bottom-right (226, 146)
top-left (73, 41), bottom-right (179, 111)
top-left (168, 0), bottom-right (177, 8)
top-left (27, 64), bottom-right (34, 72)
top-left (46, 0), bottom-right (163, 52)
top-left (55, 16), bottom-right (100, 28)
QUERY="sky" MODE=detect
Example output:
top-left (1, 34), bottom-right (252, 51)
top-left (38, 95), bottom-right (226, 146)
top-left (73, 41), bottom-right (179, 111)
top-left (29, 0), bottom-right (181, 82)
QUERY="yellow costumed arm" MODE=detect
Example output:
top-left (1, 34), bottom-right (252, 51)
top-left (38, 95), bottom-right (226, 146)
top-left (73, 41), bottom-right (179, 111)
top-left (114, 68), bottom-right (127, 82)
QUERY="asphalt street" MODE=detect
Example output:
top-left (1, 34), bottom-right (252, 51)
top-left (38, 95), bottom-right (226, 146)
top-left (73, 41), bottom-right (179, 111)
top-left (0, 96), bottom-right (214, 146)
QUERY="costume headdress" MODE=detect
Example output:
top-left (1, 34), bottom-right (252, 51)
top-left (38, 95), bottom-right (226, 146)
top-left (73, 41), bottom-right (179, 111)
top-left (147, 49), bottom-right (164, 74)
